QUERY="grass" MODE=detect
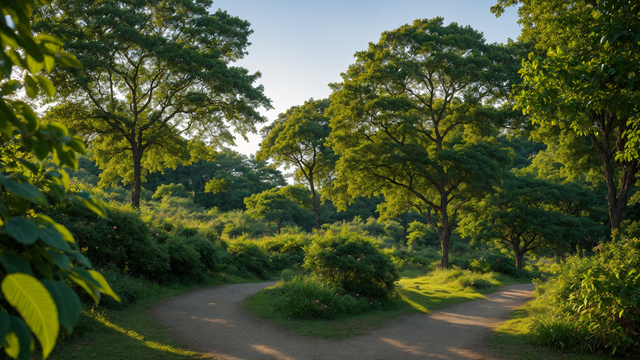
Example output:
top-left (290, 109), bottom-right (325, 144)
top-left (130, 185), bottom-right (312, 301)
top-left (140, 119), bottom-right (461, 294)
top-left (243, 268), bottom-right (527, 339)
top-left (486, 298), bottom-right (612, 360)
top-left (44, 273), bottom-right (269, 360)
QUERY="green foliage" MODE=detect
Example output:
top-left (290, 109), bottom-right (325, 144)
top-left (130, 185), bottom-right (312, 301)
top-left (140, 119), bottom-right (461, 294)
top-left (304, 231), bottom-right (399, 300)
top-left (227, 241), bottom-right (274, 280)
top-left (258, 98), bottom-right (334, 230)
top-left (164, 237), bottom-right (205, 283)
top-left (44, 202), bottom-right (171, 280)
top-left (254, 233), bottom-right (310, 271)
top-left (274, 276), bottom-right (380, 320)
top-left (152, 183), bottom-right (190, 200)
top-left (89, 268), bottom-right (161, 310)
top-left (38, 0), bottom-right (272, 207)
top-left (0, 2), bottom-right (119, 358)
top-left (533, 238), bottom-right (640, 356)
top-left (326, 17), bottom-right (520, 268)
top-left (244, 186), bottom-right (312, 234)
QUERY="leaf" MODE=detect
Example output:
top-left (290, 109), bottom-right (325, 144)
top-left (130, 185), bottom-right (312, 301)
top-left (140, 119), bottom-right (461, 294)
top-left (2, 274), bottom-right (58, 359)
top-left (34, 76), bottom-right (55, 97)
top-left (26, 55), bottom-right (44, 75)
top-left (16, 159), bottom-right (39, 176)
top-left (88, 270), bottom-right (121, 302)
top-left (0, 310), bottom-right (10, 341)
top-left (53, 224), bottom-right (75, 244)
top-left (0, 252), bottom-right (33, 275)
top-left (5, 217), bottom-right (39, 245)
top-left (67, 271), bottom-right (100, 305)
top-left (0, 175), bottom-right (48, 206)
top-left (40, 281), bottom-right (80, 334)
top-left (23, 75), bottom-right (39, 98)
top-left (76, 192), bottom-right (106, 217)
top-left (39, 227), bottom-right (71, 251)
top-left (46, 250), bottom-right (69, 270)
top-left (5, 316), bottom-right (33, 360)
top-left (68, 252), bottom-right (91, 268)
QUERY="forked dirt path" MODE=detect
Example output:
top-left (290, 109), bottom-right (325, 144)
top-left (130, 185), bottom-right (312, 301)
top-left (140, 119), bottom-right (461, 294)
top-left (149, 282), bottom-right (534, 360)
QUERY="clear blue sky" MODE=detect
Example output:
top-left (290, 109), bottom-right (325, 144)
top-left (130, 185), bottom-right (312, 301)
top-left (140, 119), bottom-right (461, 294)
top-left (211, 0), bottom-right (522, 156)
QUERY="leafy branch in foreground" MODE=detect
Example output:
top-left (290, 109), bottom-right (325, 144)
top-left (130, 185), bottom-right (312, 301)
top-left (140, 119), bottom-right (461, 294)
top-left (0, 1), bottom-right (118, 359)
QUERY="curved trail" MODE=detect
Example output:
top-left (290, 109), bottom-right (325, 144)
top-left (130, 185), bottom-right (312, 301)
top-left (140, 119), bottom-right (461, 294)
top-left (149, 282), bottom-right (534, 360)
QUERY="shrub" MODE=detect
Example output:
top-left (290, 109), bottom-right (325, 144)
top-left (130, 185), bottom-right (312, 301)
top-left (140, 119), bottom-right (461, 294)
top-left (304, 231), bottom-right (399, 300)
top-left (165, 236), bottom-right (204, 283)
top-left (184, 235), bottom-right (220, 271)
top-left (274, 276), bottom-right (380, 320)
top-left (228, 240), bottom-right (274, 279)
top-left (533, 238), bottom-right (640, 357)
top-left (468, 252), bottom-right (528, 278)
top-left (45, 201), bottom-right (171, 279)
top-left (93, 267), bottom-right (161, 310)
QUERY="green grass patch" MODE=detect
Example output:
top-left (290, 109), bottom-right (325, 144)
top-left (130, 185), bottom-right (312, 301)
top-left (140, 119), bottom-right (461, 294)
top-left (44, 274), bottom-right (270, 360)
top-left (487, 299), bottom-right (611, 360)
top-left (244, 269), bottom-right (527, 339)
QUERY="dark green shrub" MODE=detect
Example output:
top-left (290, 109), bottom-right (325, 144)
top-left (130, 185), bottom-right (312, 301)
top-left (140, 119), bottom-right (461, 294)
top-left (45, 201), bottom-right (170, 279)
top-left (259, 234), bottom-right (309, 270)
top-left (468, 253), bottom-right (528, 278)
top-left (184, 236), bottom-right (220, 271)
top-left (165, 236), bottom-right (204, 282)
top-left (177, 226), bottom-right (199, 237)
top-left (304, 231), bottom-right (399, 300)
top-left (228, 241), bottom-right (274, 279)
top-left (534, 238), bottom-right (640, 357)
top-left (274, 276), bottom-right (380, 320)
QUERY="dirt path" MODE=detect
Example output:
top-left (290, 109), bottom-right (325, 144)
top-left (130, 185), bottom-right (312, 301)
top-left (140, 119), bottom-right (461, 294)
top-left (149, 282), bottom-right (534, 360)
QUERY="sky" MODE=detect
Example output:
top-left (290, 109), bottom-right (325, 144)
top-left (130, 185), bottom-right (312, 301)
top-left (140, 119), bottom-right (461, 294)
top-left (211, 0), bottom-right (523, 157)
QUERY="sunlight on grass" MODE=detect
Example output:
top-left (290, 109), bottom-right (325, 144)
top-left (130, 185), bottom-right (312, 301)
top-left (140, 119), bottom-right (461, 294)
top-left (95, 316), bottom-right (200, 357)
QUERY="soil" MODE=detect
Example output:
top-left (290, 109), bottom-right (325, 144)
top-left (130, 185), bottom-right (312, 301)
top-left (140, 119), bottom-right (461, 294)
top-left (149, 282), bottom-right (534, 360)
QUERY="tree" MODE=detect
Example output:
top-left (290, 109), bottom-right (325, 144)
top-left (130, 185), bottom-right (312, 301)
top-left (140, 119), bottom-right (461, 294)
top-left (35, 0), bottom-right (272, 208)
top-left (0, 1), bottom-right (118, 358)
top-left (492, 0), bottom-right (640, 230)
top-left (244, 185), bottom-right (311, 234)
top-left (326, 18), bottom-right (519, 268)
top-left (257, 98), bottom-right (335, 230)
top-left (460, 175), bottom-right (605, 268)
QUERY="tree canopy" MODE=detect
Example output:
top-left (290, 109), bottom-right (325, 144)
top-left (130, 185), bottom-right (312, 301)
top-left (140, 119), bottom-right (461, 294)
top-left (326, 18), bottom-right (519, 268)
top-left (257, 98), bottom-right (335, 230)
top-left (493, 0), bottom-right (640, 230)
top-left (36, 0), bottom-right (272, 207)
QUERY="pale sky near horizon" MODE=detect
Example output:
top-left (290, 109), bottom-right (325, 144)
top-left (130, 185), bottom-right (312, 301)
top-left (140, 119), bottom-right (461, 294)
top-left (213, 1), bottom-right (523, 158)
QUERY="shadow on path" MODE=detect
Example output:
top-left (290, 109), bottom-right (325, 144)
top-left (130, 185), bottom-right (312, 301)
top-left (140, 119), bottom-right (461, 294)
top-left (149, 282), bottom-right (534, 360)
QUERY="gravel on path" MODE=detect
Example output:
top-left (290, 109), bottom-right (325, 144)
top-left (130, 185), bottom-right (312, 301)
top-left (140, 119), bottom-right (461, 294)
top-left (149, 282), bottom-right (534, 360)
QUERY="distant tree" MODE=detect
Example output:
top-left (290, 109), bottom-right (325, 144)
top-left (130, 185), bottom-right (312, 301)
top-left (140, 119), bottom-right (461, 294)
top-left (152, 183), bottom-right (190, 200)
top-left (326, 18), bottom-right (520, 268)
top-left (492, 0), bottom-right (640, 230)
top-left (145, 150), bottom-right (286, 211)
top-left (460, 175), bottom-right (605, 268)
top-left (257, 98), bottom-right (335, 230)
top-left (36, 0), bottom-right (272, 208)
top-left (244, 185), bottom-right (311, 234)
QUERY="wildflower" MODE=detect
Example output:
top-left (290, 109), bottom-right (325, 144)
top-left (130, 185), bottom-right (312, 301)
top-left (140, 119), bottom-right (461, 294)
top-left (357, 258), bottom-right (361, 261)
top-left (356, 294), bottom-right (359, 296)
top-left (315, 300), bottom-right (319, 303)
top-left (156, 233), bottom-right (159, 236)
top-left (471, 282), bottom-right (474, 285)
top-left (150, 228), bottom-right (153, 231)
top-left (113, 226), bottom-right (117, 230)
top-left (324, 306), bottom-right (327, 308)
top-left (314, 256), bottom-right (317, 260)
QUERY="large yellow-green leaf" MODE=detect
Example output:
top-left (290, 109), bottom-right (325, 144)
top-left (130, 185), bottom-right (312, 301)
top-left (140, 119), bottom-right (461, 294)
top-left (2, 274), bottom-right (59, 359)
top-left (88, 270), bottom-right (121, 302)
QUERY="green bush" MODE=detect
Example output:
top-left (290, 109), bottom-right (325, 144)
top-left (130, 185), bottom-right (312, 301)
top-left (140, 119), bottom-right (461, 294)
top-left (164, 236), bottom-right (204, 283)
top-left (274, 276), bottom-right (379, 320)
top-left (533, 238), bottom-right (640, 357)
top-left (184, 235), bottom-right (220, 271)
top-left (228, 240), bottom-right (274, 279)
top-left (93, 267), bottom-right (161, 310)
top-left (304, 231), bottom-right (399, 300)
top-left (46, 201), bottom-right (171, 279)
top-left (468, 252), bottom-right (528, 278)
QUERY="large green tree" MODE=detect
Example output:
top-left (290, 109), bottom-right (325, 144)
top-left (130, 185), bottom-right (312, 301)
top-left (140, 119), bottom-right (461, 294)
top-left (257, 98), bottom-right (335, 230)
top-left (326, 18), bottom-right (520, 268)
top-left (460, 175), bottom-right (605, 268)
top-left (35, 0), bottom-right (271, 207)
top-left (244, 185), bottom-right (310, 234)
top-left (492, 0), bottom-right (640, 230)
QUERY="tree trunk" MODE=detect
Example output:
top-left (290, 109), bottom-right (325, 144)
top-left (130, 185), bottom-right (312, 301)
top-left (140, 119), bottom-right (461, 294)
top-left (440, 225), bottom-right (451, 269)
top-left (276, 218), bottom-right (282, 235)
top-left (552, 246), bottom-right (566, 263)
top-left (309, 181), bottom-right (321, 231)
top-left (514, 250), bottom-right (524, 269)
top-left (131, 152), bottom-right (142, 208)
